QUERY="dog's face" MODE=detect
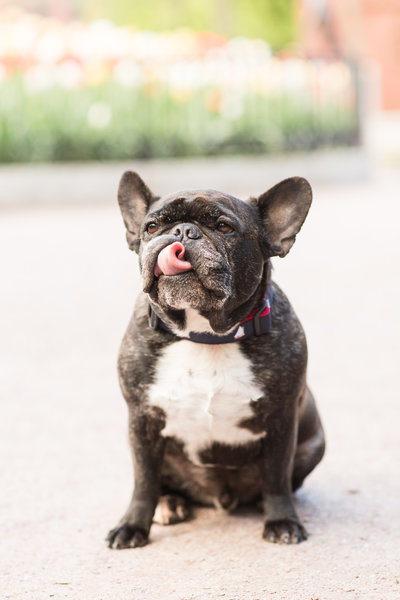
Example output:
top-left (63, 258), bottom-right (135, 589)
top-left (139, 190), bottom-right (265, 314)
top-left (118, 172), bottom-right (312, 331)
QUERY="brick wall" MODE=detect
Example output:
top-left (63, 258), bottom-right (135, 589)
top-left (298, 0), bottom-right (400, 110)
top-left (361, 0), bottom-right (400, 110)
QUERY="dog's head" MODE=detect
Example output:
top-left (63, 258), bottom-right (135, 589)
top-left (118, 171), bottom-right (312, 332)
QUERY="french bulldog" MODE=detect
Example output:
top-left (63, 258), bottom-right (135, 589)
top-left (107, 171), bottom-right (325, 549)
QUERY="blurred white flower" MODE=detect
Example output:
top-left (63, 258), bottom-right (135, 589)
top-left (70, 19), bottom-right (131, 63)
top-left (166, 60), bottom-right (206, 90)
top-left (0, 18), bottom-right (37, 58)
top-left (33, 29), bottom-right (65, 64)
top-left (113, 59), bottom-right (143, 87)
top-left (226, 37), bottom-right (271, 64)
top-left (282, 58), bottom-right (308, 92)
top-left (24, 64), bottom-right (54, 92)
top-left (87, 101), bottom-right (112, 128)
top-left (129, 31), bottom-right (169, 62)
top-left (55, 60), bottom-right (83, 89)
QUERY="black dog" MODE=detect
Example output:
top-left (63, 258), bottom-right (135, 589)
top-left (107, 172), bottom-right (325, 548)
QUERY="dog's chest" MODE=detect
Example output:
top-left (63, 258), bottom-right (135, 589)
top-left (148, 340), bottom-right (265, 464)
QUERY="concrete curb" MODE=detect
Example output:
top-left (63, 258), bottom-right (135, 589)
top-left (0, 147), bottom-right (369, 209)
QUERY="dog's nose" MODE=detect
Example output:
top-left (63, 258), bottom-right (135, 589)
top-left (172, 223), bottom-right (202, 240)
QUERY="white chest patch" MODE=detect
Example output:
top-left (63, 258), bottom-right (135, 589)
top-left (148, 340), bottom-right (265, 464)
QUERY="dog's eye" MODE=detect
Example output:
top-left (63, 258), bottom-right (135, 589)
top-left (146, 222), bottom-right (159, 234)
top-left (217, 222), bottom-right (234, 234)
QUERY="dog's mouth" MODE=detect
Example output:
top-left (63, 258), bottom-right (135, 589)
top-left (141, 236), bottom-right (231, 308)
top-left (141, 236), bottom-right (179, 293)
top-left (153, 241), bottom-right (192, 278)
top-left (142, 237), bottom-right (194, 294)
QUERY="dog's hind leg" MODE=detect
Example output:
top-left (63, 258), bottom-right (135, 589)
top-left (292, 388), bottom-right (325, 492)
top-left (153, 494), bottom-right (191, 525)
top-left (292, 427), bottom-right (325, 491)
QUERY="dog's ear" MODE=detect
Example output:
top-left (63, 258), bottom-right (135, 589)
top-left (255, 177), bottom-right (312, 258)
top-left (118, 171), bottom-right (157, 252)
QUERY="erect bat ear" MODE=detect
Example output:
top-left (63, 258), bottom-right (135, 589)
top-left (255, 177), bottom-right (312, 258)
top-left (117, 171), bottom-right (157, 252)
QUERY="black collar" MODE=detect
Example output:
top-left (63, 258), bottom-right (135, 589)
top-left (148, 286), bottom-right (273, 345)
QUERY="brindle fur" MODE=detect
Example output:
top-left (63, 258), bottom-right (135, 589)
top-left (107, 172), bottom-right (325, 549)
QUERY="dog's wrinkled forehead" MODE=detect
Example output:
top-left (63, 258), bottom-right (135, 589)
top-left (148, 189), bottom-right (254, 225)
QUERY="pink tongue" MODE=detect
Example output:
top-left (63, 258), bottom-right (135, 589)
top-left (154, 242), bottom-right (192, 277)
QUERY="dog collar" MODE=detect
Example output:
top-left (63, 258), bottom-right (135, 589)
top-left (148, 287), bottom-right (273, 344)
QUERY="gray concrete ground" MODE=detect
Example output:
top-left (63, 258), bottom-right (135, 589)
top-left (1, 155), bottom-right (399, 600)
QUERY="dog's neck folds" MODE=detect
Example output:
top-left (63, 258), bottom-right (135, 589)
top-left (148, 286), bottom-right (273, 345)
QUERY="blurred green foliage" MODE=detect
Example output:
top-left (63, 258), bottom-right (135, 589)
top-left (0, 8), bottom-right (360, 163)
top-left (79, 0), bottom-right (296, 49)
top-left (0, 73), bottom-right (359, 163)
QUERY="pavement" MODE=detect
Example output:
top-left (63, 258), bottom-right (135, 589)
top-left (1, 153), bottom-right (399, 600)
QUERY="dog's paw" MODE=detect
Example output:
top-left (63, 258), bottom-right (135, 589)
top-left (153, 494), bottom-right (191, 525)
top-left (106, 524), bottom-right (149, 549)
top-left (263, 519), bottom-right (308, 544)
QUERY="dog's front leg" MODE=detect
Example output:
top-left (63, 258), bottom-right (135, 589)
top-left (261, 411), bottom-right (307, 544)
top-left (107, 407), bottom-right (165, 549)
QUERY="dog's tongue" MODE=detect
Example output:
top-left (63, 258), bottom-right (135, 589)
top-left (154, 242), bottom-right (192, 277)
